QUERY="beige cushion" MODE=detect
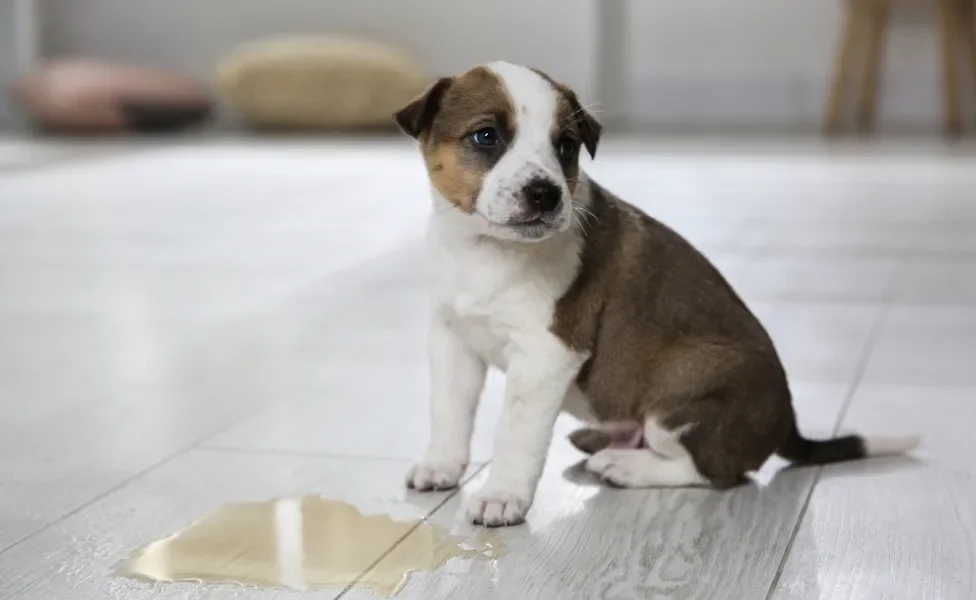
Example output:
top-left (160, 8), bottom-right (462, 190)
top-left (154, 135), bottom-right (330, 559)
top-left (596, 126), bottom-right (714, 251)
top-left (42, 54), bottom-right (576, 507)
top-left (12, 59), bottom-right (213, 133)
top-left (217, 36), bottom-right (430, 130)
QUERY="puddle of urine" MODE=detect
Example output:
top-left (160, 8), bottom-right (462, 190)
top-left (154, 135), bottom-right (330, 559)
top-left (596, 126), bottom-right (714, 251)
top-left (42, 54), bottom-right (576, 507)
top-left (119, 496), bottom-right (504, 596)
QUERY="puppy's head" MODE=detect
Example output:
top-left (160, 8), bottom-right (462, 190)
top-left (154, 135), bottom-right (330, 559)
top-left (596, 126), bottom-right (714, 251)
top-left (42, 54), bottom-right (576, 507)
top-left (395, 61), bottom-right (601, 242)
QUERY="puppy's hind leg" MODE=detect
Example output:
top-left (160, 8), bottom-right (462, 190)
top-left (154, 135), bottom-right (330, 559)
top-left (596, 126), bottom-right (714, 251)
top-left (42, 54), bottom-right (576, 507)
top-left (585, 419), bottom-right (708, 488)
top-left (568, 420), bottom-right (644, 455)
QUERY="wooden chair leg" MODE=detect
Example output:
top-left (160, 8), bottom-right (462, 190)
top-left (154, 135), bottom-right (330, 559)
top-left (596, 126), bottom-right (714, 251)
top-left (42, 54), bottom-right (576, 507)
top-left (856, 0), bottom-right (892, 133)
top-left (960, 0), bottom-right (976, 120)
top-left (971, 0), bottom-right (976, 107)
top-left (824, 1), bottom-right (869, 134)
top-left (938, 0), bottom-right (964, 136)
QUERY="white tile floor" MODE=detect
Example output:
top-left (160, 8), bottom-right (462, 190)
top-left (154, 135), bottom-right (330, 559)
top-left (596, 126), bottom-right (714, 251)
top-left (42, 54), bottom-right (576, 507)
top-left (0, 137), bottom-right (974, 599)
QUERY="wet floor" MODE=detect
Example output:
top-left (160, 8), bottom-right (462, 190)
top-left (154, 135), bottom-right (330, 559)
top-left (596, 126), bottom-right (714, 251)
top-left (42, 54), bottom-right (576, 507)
top-left (120, 496), bottom-right (504, 596)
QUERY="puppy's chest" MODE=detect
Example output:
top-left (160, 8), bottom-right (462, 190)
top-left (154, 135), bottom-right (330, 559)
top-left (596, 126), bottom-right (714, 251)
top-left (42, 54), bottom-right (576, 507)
top-left (429, 241), bottom-right (575, 368)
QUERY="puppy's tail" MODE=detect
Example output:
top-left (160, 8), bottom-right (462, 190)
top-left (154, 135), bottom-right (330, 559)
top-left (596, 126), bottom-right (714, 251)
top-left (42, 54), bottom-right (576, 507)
top-left (777, 423), bottom-right (920, 466)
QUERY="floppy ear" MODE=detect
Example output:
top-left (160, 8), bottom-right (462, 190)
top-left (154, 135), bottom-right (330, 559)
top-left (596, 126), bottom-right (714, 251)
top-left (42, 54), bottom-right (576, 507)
top-left (530, 68), bottom-right (603, 158)
top-left (565, 91), bottom-right (602, 159)
top-left (393, 77), bottom-right (452, 139)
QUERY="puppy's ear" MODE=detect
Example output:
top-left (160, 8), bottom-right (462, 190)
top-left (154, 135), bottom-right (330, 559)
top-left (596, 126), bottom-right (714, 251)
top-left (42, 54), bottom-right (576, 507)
top-left (531, 68), bottom-right (602, 157)
top-left (394, 77), bottom-right (452, 139)
top-left (565, 91), bottom-right (602, 159)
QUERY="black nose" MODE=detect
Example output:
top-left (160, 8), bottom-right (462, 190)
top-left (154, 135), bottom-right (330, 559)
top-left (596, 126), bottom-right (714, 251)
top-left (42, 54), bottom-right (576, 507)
top-left (523, 178), bottom-right (562, 213)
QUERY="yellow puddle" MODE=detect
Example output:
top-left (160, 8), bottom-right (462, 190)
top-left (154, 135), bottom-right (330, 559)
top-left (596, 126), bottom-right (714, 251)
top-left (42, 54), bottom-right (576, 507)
top-left (120, 496), bottom-right (504, 596)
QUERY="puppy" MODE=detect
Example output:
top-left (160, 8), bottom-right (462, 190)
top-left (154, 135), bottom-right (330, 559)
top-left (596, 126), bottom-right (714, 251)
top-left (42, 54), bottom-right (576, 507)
top-left (394, 62), bottom-right (919, 527)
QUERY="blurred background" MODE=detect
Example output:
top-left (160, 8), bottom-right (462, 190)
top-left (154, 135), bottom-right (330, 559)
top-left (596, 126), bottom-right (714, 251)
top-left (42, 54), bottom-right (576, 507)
top-left (2, 0), bottom-right (974, 135)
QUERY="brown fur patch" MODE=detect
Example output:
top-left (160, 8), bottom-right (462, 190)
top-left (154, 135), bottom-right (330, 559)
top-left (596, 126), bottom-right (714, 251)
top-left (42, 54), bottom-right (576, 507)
top-left (551, 182), bottom-right (797, 488)
top-left (418, 67), bottom-right (517, 213)
top-left (425, 142), bottom-right (480, 213)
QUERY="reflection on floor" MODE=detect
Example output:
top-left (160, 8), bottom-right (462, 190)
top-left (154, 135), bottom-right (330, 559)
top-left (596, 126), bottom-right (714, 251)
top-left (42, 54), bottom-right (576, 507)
top-left (121, 495), bottom-right (503, 595)
top-left (0, 137), bottom-right (973, 599)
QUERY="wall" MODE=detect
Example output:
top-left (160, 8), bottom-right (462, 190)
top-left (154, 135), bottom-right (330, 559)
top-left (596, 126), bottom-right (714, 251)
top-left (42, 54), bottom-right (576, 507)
top-left (625, 0), bottom-right (946, 128)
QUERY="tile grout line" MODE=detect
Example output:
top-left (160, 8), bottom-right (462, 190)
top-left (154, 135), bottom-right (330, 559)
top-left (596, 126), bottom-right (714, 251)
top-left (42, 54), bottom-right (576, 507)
top-left (333, 463), bottom-right (491, 600)
top-left (0, 403), bottom-right (268, 557)
top-left (200, 443), bottom-right (490, 465)
top-left (0, 202), bottom-right (439, 559)
top-left (0, 202), bottom-right (431, 557)
top-left (763, 301), bottom-right (891, 600)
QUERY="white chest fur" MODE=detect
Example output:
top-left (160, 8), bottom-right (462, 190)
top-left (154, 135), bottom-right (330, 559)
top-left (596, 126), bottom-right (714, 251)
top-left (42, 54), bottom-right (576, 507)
top-left (427, 217), bottom-right (583, 371)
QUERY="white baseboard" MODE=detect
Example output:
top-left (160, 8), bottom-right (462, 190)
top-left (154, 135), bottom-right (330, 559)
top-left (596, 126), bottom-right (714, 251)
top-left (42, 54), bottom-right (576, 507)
top-left (629, 70), bottom-right (946, 131)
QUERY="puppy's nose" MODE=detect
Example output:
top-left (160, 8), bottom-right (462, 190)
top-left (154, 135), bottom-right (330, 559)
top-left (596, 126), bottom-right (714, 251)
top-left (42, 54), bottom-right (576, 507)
top-left (523, 178), bottom-right (562, 213)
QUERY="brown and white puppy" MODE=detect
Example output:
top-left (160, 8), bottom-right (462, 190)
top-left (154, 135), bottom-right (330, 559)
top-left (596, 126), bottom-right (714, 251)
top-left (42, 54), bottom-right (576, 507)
top-left (395, 61), bottom-right (919, 528)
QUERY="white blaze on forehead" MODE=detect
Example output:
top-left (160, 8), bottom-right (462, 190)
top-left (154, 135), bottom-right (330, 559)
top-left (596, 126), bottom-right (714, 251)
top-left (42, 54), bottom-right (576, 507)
top-left (486, 61), bottom-right (559, 156)
top-left (477, 61), bottom-right (568, 229)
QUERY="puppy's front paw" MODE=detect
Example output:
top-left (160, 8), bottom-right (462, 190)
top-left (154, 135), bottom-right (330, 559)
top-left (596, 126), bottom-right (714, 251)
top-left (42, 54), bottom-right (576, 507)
top-left (466, 488), bottom-right (530, 527)
top-left (405, 459), bottom-right (466, 492)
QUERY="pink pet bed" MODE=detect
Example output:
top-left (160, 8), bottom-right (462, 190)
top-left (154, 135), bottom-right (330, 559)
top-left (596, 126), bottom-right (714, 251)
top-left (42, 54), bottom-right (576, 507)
top-left (11, 59), bottom-right (214, 133)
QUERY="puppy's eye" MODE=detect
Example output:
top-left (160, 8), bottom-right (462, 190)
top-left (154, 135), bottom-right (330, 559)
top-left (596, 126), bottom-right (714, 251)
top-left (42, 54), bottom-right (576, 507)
top-left (471, 127), bottom-right (500, 148)
top-left (556, 136), bottom-right (578, 158)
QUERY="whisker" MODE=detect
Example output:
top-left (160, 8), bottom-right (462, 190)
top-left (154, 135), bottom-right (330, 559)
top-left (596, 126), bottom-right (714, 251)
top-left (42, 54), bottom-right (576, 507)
top-left (571, 203), bottom-right (596, 236)
top-left (575, 202), bottom-right (596, 219)
top-left (568, 211), bottom-right (583, 236)
top-left (557, 102), bottom-right (606, 130)
top-left (572, 202), bottom-right (598, 234)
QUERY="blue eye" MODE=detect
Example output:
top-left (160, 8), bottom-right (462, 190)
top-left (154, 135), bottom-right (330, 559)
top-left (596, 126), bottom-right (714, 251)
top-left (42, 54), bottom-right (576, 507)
top-left (471, 127), bottom-right (500, 147)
